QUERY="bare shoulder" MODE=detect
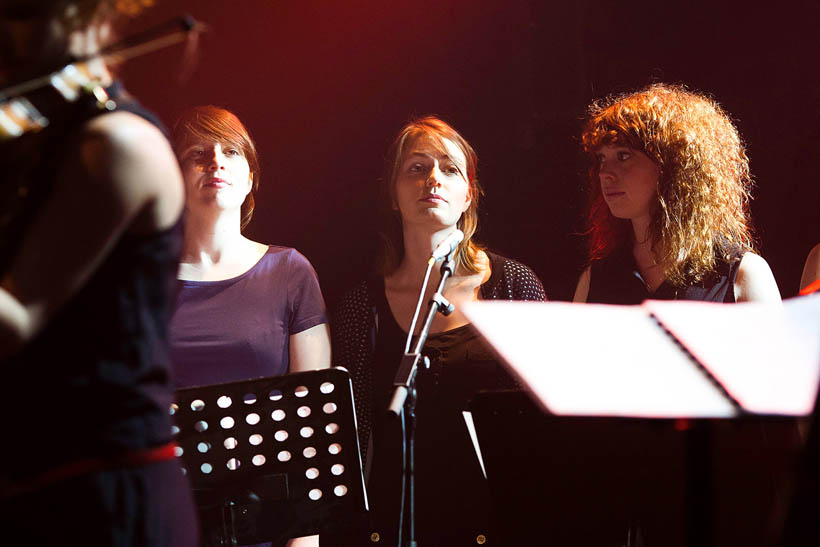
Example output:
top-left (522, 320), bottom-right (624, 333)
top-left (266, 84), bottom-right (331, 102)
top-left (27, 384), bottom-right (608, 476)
top-left (77, 111), bottom-right (184, 230)
top-left (573, 265), bottom-right (591, 303)
top-left (735, 252), bottom-right (781, 303)
top-left (81, 110), bottom-right (171, 164)
top-left (800, 243), bottom-right (820, 291)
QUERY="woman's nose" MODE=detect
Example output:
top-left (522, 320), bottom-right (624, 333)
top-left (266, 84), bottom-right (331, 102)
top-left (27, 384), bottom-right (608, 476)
top-left (598, 160), bottom-right (614, 180)
top-left (206, 150), bottom-right (225, 171)
top-left (426, 167), bottom-right (441, 187)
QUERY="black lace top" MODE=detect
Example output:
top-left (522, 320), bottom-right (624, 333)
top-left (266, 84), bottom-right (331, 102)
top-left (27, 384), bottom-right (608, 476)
top-left (332, 251), bottom-right (546, 468)
top-left (330, 252), bottom-right (546, 545)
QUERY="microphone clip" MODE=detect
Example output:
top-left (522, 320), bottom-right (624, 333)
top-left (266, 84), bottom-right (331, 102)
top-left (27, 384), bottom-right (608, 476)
top-left (431, 293), bottom-right (454, 316)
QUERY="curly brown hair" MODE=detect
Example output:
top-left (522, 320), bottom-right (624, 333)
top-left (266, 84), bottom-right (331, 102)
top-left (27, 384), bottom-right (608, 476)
top-left (581, 83), bottom-right (756, 285)
top-left (379, 116), bottom-right (485, 275)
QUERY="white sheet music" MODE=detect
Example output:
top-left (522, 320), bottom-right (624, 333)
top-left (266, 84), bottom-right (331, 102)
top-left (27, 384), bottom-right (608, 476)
top-left (463, 296), bottom-right (820, 418)
top-left (646, 296), bottom-right (820, 415)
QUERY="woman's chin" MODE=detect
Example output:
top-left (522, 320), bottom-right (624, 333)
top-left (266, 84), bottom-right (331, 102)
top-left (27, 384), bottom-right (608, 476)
top-left (607, 207), bottom-right (638, 221)
top-left (410, 211), bottom-right (458, 230)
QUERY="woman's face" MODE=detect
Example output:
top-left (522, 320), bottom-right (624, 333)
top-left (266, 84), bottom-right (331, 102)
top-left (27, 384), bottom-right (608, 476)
top-left (393, 135), bottom-right (472, 231)
top-left (595, 144), bottom-right (660, 222)
top-left (179, 139), bottom-right (253, 214)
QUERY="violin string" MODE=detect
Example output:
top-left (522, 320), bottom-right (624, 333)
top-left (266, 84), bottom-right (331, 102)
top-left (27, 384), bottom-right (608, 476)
top-left (0, 16), bottom-right (204, 101)
top-left (104, 30), bottom-right (190, 66)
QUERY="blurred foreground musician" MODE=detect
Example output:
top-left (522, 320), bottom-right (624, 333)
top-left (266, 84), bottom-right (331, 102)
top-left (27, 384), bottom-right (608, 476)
top-left (0, 1), bottom-right (197, 544)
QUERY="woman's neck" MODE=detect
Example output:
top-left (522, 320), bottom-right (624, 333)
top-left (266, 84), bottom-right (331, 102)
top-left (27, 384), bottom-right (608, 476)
top-left (390, 225), bottom-right (459, 285)
top-left (631, 216), bottom-right (656, 264)
top-left (631, 215), bottom-right (652, 245)
top-left (630, 215), bottom-right (668, 292)
top-left (181, 210), bottom-right (247, 266)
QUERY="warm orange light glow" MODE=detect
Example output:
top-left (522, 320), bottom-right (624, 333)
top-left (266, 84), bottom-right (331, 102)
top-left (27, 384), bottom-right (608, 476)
top-left (800, 278), bottom-right (820, 296)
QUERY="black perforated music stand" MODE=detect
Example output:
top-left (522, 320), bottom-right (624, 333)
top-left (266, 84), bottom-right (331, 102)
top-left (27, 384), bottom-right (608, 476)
top-left (172, 368), bottom-right (367, 546)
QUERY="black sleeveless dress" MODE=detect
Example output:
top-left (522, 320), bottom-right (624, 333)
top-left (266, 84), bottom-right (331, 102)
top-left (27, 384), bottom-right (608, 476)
top-left (587, 245), bottom-right (743, 304)
top-left (0, 84), bottom-right (197, 545)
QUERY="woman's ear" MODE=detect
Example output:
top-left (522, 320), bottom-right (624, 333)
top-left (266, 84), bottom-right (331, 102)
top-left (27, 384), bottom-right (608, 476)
top-left (462, 185), bottom-right (473, 213)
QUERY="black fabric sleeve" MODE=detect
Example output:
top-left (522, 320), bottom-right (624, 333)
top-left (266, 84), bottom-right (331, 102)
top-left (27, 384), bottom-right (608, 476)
top-left (482, 252), bottom-right (548, 301)
top-left (330, 281), bottom-right (376, 473)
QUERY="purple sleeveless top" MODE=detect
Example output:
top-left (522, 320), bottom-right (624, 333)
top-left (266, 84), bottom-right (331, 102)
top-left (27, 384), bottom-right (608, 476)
top-left (169, 246), bottom-right (327, 388)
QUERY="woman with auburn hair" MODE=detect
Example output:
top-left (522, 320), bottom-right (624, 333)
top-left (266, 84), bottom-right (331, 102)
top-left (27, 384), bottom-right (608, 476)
top-left (331, 116), bottom-right (546, 545)
top-left (573, 83), bottom-right (781, 304)
top-left (169, 106), bottom-right (329, 547)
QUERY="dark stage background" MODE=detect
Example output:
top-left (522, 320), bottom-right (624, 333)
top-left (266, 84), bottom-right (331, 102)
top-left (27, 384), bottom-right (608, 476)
top-left (122, 1), bottom-right (820, 305)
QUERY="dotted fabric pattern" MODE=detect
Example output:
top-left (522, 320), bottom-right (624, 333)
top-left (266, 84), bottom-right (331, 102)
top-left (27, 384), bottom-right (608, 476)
top-left (330, 252), bottom-right (546, 472)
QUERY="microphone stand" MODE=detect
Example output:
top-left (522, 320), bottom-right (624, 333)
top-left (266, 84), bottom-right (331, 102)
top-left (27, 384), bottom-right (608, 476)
top-left (387, 251), bottom-right (457, 547)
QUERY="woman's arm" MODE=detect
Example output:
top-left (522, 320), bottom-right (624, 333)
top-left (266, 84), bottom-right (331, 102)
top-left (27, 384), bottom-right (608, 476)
top-left (734, 252), bottom-right (782, 303)
top-left (573, 266), bottom-right (591, 303)
top-left (287, 534), bottom-right (319, 547)
top-left (0, 111), bottom-right (184, 357)
top-left (286, 250), bottom-right (332, 372)
top-left (800, 243), bottom-right (820, 293)
top-left (289, 323), bottom-right (331, 372)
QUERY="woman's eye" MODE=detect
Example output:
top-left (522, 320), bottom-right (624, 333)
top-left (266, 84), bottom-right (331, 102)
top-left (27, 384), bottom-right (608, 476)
top-left (617, 151), bottom-right (632, 161)
top-left (226, 148), bottom-right (241, 156)
top-left (445, 165), bottom-right (461, 175)
top-left (408, 163), bottom-right (423, 172)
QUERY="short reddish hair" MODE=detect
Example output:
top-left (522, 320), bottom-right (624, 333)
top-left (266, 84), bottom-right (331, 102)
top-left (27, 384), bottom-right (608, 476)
top-left (171, 105), bottom-right (260, 231)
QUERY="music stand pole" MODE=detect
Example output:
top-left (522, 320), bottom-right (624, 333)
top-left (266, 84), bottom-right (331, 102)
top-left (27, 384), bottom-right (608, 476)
top-left (388, 254), bottom-right (456, 546)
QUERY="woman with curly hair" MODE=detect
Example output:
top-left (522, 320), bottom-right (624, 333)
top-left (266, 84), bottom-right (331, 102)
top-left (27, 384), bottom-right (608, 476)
top-left (331, 116), bottom-right (545, 545)
top-left (573, 84), bottom-right (781, 304)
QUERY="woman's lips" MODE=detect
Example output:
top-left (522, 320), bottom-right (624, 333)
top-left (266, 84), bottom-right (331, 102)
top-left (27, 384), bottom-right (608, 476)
top-left (420, 194), bottom-right (446, 204)
top-left (205, 177), bottom-right (229, 187)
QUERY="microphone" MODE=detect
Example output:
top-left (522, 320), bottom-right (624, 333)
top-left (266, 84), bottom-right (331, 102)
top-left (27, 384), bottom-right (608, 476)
top-left (430, 230), bottom-right (464, 262)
